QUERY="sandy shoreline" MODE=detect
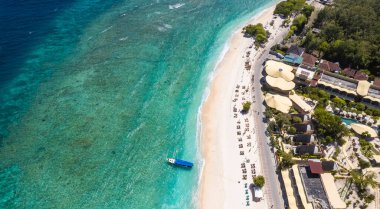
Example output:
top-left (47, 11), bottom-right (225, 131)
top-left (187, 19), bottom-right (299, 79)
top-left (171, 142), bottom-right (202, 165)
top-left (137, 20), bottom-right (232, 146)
top-left (199, 4), bottom-right (279, 209)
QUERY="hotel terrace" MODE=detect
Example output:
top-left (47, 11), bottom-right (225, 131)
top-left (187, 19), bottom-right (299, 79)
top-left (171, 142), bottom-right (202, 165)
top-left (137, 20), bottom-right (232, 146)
top-left (274, 45), bottom-right (380, 107)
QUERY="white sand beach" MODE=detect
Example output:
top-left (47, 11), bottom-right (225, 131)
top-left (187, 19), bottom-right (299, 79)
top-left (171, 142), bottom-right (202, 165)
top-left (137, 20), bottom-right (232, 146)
top-left (199, 4), bottom-right (288, 209)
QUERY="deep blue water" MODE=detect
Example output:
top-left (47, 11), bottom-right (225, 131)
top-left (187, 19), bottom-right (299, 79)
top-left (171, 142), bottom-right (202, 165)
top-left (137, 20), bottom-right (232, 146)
top-left (0, 0), bottom-right (274, 208)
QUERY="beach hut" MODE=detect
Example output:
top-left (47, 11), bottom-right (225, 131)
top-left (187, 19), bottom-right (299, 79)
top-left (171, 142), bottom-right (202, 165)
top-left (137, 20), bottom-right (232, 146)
top-left (351, 123), bottom-right (378, 138)
top-left (253, 187), bottom-right (263, 200)
top-left (264, 93), bottom-right (292, 113)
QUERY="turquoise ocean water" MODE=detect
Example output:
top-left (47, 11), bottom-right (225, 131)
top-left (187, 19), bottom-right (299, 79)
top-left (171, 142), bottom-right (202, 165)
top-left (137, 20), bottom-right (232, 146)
top-left (0, 0), bottom-right (275, 208)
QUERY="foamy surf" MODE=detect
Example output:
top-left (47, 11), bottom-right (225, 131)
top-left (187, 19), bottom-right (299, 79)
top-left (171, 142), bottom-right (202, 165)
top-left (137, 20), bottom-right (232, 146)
top-left (119, 36), bottom-right (128, 41)
top-left (101, 25), bottom-right (113, 33)
top-left (169, 3), bottom-right (185, 10)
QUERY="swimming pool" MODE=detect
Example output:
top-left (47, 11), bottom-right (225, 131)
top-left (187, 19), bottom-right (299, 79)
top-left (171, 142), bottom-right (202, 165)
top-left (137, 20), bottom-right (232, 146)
top-left (340, 117), bottom-right (358, 125)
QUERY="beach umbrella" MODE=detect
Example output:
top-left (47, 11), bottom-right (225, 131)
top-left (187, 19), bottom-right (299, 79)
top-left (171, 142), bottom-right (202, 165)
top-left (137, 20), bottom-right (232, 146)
top-left (357, 114), bottom-right (363, 119)
top-left (352, 113), bottom-right (357, 117)
top-left (351, 123), bottom-right (377, 138)
top-left (341, 111), bottom-right (347, 116)
top-left (364, 116), bottom-right (370, 122)
top-left (357, 80), bottom-right (371, 96)
top-left (334, 108), bottom-right (340, 113)
top-left (264, 93), bottom-right (292, 113)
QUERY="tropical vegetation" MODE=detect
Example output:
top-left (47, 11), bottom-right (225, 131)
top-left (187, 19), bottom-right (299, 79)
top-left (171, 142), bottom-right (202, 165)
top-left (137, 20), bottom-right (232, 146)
top-left (302, 0), bottom-right (380, 75)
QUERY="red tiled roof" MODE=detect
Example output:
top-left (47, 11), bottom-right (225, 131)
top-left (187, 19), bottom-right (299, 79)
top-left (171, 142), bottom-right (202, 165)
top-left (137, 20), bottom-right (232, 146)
top-left (308, 159), bottom-right (323, 174)
top-left (302, 53), bottom-right (318, 67)
top-left (310, 80), bottom-right (318, 87)
top-left (354, 71), bottom-right (368, 80)
top-left (313, 73), bottom-right (321, 80)
top-left (374, 77), bottom-right (380, 87)
top-left (318, 60), bottom-right (341, 72)
top-left (342, 67), bottom-right (356, 78)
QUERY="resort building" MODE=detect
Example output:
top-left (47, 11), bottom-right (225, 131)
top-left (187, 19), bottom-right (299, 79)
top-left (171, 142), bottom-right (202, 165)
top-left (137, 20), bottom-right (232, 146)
top-left (281, 169), bottom-right (300, 209)
top-left (373, 77), bottom-right (380, 88)
top-left (283, 54), bottom-right (303, 66)
top-left (291, 134), bottom-right (316, 145)
top-left (293, 123), bottom-right (313, 134)
top-left (295, 66), bottom-right (315, 81)
top-left (301, 53), bottom-right (318, 69)
top-left (289, 93), bottom-right (313, 113)
top-left (342, 67), bottom-right (368, 80)
top-left (297, 163), bottom-right (330, 208)
top-left (287, 162), bottom-right (344, 209)
top-left (286, 45), bottom-right (305, 56)
top-left (294, 145), bottom-right (322, 156)
top-left (316, 72), bottom-right (380, 106)
top-left (321, 161), bottom-right (338, 172)
top-left (320, 173), bottom-right (347, 209)
top-left (290, 165), bottom-right (314, 209)
top-left (318, 59), bottom-right (341, 73)
top-left (291, 114), bottom-right (311, 123)
top-left (308, 159), bottom-right (323, 174)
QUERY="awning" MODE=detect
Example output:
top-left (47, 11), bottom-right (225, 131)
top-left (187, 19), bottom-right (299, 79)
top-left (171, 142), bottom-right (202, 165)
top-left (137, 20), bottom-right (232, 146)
top-left (264, 93), bottom-right (292, 113)
top-left (265, 60), bottom-right (295, 81)
top-left (266, 76), bottom-right (295, 91)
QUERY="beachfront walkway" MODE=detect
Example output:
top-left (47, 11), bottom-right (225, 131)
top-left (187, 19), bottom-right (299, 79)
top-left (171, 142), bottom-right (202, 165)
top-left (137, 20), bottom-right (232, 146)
top-left (227, 14), bottom-right (290, 208)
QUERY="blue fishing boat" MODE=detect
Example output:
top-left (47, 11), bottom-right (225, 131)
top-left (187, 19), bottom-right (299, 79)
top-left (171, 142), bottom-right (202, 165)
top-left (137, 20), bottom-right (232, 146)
top-left (167, 158), bottom-right (193, 168)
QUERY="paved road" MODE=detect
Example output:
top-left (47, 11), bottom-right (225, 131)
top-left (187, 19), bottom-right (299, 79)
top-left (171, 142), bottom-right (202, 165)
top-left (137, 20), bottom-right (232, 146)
top-left (250, 28), bottom-right (289, 209)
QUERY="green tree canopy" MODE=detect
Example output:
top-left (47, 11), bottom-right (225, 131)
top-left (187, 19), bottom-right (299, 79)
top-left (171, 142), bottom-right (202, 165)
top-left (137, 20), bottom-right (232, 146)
top-left (243, 24), bottom-right (268, 45)
top-left (331, 97), bottom-right (346, 108)
top-left (274, 0), bottom-right (306, 17)
top-left (279, 151), bottom-right (295, 170)
top-left (253, 175), bottom-right (265, 188)
top-left (292, 116), bottom-right (302, 124)
top-left (242, 101), bottom-right (252, 113)
top-left (304, 0), bottom-right (380, 74)
top-left (313, 108), bottom-right (348, 145)
top-left (292, 15), bottom-right (307, 33)
top-left (301, 4), bottom-right (314, 18)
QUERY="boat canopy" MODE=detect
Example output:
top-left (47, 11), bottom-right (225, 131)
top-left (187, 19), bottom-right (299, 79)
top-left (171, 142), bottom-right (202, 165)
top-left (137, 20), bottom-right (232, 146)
top-left (175, 159), bottom-right (193, 167)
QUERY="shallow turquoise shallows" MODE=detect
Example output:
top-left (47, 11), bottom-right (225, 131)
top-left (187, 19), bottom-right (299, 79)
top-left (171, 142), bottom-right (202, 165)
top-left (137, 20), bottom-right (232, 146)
top-left (0, 0), bottom-right (275, 208)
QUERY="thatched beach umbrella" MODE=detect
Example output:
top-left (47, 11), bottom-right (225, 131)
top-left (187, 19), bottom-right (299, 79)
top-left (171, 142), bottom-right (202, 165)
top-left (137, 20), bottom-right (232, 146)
top-left (357, 80), bottom-right (371, 97)
top-left (265, 60), bottom-right (294, 81)
top-left (266, 76), bottom-right (295, 91)
top-left (264, 93), bottom-right (292, 113)
top-left (351, 123), bottom-right (377, 138)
